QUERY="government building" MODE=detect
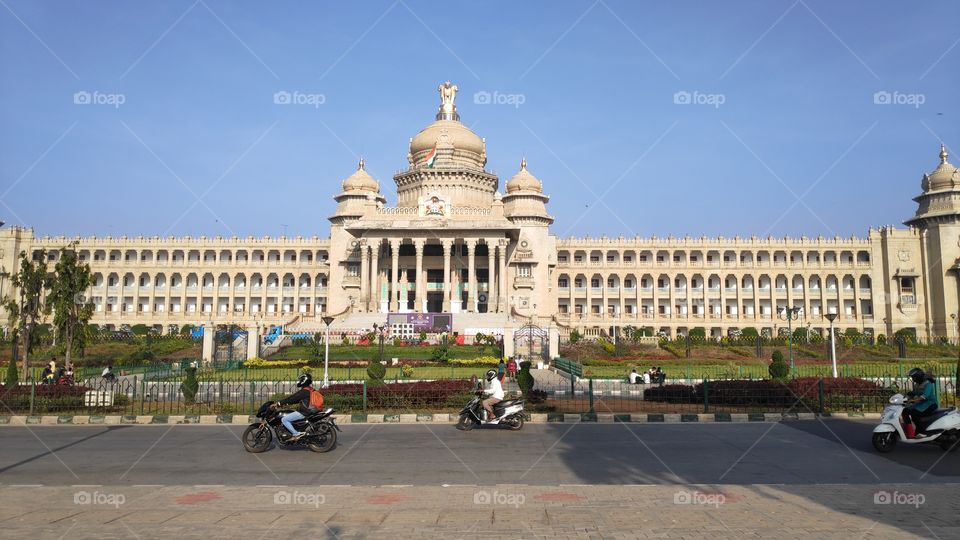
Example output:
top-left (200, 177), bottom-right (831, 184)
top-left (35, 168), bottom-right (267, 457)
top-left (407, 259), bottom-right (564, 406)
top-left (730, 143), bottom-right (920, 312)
top-left (3, 82), bottom-right (959, 354)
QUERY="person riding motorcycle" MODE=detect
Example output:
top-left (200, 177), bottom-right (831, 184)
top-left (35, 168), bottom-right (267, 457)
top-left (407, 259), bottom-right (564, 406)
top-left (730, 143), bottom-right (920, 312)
top-left (903, 367), bottom-right (938, 437)
top-left (274, 374), bottom-right (322, 441)
top-left (481, 369), bottom-right (504, 421)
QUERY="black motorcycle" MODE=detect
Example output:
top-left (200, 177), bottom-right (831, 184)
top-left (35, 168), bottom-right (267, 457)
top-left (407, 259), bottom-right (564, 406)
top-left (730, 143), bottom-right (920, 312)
top-left (242, 401), bottom-right (340, 453)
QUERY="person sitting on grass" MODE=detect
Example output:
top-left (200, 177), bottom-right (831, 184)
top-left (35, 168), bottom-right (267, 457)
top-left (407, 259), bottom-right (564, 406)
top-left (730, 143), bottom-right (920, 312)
top-left (628, 368), bottom-right (640, 384)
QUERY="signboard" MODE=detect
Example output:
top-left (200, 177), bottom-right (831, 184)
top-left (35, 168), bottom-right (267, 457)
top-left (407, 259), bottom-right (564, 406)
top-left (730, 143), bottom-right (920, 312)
top-left (387, 313), bottom-right (453, 333)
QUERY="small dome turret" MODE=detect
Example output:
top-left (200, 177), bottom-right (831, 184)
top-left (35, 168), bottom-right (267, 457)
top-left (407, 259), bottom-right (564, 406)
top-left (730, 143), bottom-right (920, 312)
top-left (341, 158), bottom-right (380, 192)
top-left (924, 144), bottom-right (959, 192)
top-left (506, 158), bottom-right (543, 194)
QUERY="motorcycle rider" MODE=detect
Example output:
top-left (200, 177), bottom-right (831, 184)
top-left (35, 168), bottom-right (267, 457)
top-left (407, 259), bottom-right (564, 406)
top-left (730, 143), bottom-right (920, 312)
top-left (903, 367), bottom-right (938, 437)
top-left (481, 369), bottom-right (504, 421)
top-left (274, 373), bottom-right (320, 441)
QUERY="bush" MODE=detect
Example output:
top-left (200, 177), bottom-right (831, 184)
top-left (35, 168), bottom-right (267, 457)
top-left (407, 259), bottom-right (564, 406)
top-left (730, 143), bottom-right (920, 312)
top-left (788, 377), bottom-right (883, 397)
top-left (366, 361), bottom-right (386, 381)
top-left (180, 367), bottom-right (199, 404)
top-left (644, 384), bottom-right (695, 403)
top-left (696, 380), bottom-right (794, 406)
top-left (769, 350), bottom-right (789, 380)
top-left (741, 327), bottom-right (759, 339)
top-left (449, 356), bottom-right (501, 366)
top-left (689, 327), bottom-right (706, 339)
top-left (526, 389), bottom-right (548, 404)
top-left (876, 334), bottom-right (886, 346)
top-left (516, 361), bottom-right (534, 395)
top-left (131, 324), bottom-right (149, 336)
top-left (401, 365), bottom-right (414, 378)
top-left (431, 342), bottom-right (450, 362)
top-left (5, 360), bottom-right (17, 388)
top-left (569, 330), bottom-right (581, 344)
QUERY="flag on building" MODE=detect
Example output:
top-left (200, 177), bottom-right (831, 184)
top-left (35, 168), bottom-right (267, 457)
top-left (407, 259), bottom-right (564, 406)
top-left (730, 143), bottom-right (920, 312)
top-left (425, 143), bottom-right (438, 168)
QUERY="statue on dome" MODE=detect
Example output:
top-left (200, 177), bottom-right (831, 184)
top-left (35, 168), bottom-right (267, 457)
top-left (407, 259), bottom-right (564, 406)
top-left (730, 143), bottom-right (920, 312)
top-left (436, 81), bottom-right (459, 120)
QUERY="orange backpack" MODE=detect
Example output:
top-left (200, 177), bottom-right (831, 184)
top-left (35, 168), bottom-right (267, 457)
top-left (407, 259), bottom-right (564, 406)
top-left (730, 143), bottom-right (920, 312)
top-left (306, 387), bottom-right (325, 410)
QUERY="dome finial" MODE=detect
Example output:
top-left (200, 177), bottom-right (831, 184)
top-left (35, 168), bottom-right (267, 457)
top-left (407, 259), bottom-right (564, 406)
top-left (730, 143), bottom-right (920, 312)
top-left (940, 143), bottom-right (949, 164)
top-left (520, 157), bottom-right (527, 170)
top-left (358, 156), bottom-right (365, 170)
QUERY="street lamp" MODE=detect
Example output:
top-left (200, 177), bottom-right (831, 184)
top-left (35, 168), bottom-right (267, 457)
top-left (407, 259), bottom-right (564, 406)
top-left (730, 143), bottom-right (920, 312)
top-left (825, 312), bottom-right (838, 378)
top-left (951, 314), bottom-right (960, 392)
top-left (321, 314), bottom-right (335, 388)
top-left (778, 306), bottom-right (801, 374)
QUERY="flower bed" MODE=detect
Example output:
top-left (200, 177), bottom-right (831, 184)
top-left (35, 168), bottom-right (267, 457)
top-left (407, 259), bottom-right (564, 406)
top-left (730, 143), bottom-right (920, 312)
top-left (643, 377), bottom-right (886, 407)
top-left (0, 384), bottom-right (94, 413)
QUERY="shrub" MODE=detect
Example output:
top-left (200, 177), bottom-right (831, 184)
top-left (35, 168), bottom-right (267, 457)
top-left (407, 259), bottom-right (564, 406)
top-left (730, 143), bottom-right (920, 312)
top-left (769, 350), bottom-right (789, 380)
top-left (180, 367), bottom-right (199, 404)
top-left (526, 389), bottom-right (548, 404)
top-left (696, 380), bottom-right (794, 406)
top-left (597, 337), bottom-right (616, 354)
top-left (788, 377), bottom-right (883, 397)
top-left (644, 384), bottom-right (695, 403)
top-left (689, 327), bottom-right (706, 339)
top-left (516, 361), bottom-right (534, 394)
top-left (569, 330), bottom-right (581, 344)
top-left (367, 361), bottom-right (386, 381)
top-left (5, 360), bottom-right (17, 388)
top-left (431, 342), bottom-right (450, 362)
top-left (876, 334), bottom-right (886, 346)
top-left (419, 331), bottom-right (427, 343)
top-left (401, 365), bottom-right (414, 378)
top-left (449, 356), bottom-right (501, 366)
top-left (131, 324), bottom-right (149, 336)
top-left (243, 357), bottom-right (309, 368)
top-left (393, 337), bottom-right (402, 347)
top-left (741, 327), bottom-right (759, 339)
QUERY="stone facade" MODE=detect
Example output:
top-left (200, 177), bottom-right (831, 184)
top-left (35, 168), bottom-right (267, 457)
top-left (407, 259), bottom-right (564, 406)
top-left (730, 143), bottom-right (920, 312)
top-left (1, 85), bottom-right (958, 342)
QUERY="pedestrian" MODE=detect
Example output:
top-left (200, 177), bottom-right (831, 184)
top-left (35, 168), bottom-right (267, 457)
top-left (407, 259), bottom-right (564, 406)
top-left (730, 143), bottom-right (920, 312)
top-left (507, 357), bottom-right (517, 380)
top-left (497, 358), bottom-right (506, 382)
top-left (629, 368), bottom-right (640, 384)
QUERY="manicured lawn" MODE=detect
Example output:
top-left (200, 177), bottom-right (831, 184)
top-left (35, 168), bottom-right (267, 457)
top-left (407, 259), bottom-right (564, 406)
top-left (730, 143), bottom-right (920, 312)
top-left (196, 364), bottom-right (497, 382)
top-left (580, 358), bottom-right (957, 380)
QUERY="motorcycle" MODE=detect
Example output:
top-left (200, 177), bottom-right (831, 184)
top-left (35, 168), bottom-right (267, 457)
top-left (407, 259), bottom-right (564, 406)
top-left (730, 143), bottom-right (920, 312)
top-left (242, 401), bottom-right (340, 453)
top-left (457, 389), bottom-right (525, 431)
top-left (872, 393), bottom-right (960, 453)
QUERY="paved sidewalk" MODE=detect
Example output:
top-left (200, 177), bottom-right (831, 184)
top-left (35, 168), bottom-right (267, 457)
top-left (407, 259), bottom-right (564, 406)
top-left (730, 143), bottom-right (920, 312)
top-left (1, 484), bottom-right (956, 539)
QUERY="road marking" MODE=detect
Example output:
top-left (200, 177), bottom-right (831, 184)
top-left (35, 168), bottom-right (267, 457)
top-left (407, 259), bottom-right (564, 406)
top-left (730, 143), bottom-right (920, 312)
top-left (10, 484), bottom-right (43, 487)
top-left (132, 484), bottom-right (164, 487)
top-left (193, 484), bottom-right (224, 488)
top-left (441, 484), bottom-right (476, 487)
top-left (380, 484), bottom-right (412, 488)
top-left (71, 484), bottom-right (102, 487)
top-left (256, 485), bottom-right (287, 488)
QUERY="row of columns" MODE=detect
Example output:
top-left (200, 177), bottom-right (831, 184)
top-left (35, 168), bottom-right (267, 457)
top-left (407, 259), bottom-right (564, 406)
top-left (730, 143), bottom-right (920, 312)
top-left (355, 237), bottom-right (509, 314)
top-left (567, 272), bottom-right (868, 324)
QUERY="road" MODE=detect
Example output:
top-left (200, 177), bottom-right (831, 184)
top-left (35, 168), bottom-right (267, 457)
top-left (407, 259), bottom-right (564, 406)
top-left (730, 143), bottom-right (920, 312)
top-left (0, 421), bottom-right (958, 538)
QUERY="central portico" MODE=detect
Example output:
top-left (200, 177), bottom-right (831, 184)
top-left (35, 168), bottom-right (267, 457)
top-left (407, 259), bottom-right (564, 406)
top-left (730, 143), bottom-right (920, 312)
top-left (326, 82), bottom-right (555, 319)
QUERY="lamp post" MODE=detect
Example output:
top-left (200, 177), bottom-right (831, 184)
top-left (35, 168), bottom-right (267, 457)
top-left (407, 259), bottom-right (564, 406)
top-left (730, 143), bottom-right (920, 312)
top-left (826, 312), bottom-right (838, 378)
top-left (778, 306), bottom-right (801, 375)
top-left (952, 314), bottom-right (960, 392)
top-left (321, 315), bottom-right (335, 388)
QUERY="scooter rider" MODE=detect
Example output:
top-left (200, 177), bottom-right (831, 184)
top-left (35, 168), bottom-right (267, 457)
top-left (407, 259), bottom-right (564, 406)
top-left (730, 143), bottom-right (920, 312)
top-left (903, 367), bottom-right (937, 437)
top-left (481, 369), bottom-right (504, 421)
top-left (274, 373), bottom-right (318, 441)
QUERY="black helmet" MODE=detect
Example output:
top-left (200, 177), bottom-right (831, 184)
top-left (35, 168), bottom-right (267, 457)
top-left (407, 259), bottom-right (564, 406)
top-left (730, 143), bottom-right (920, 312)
top-left (296, 373), bottom-right (313, 388)
top-left (908, 367), bottom-right (925, 384)
top-left (485, 369), bottom-right (497, 381)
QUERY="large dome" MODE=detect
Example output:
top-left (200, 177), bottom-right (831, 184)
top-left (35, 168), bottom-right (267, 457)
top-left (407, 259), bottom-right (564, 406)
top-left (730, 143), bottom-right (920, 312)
top-left (408, 119), bottom-right (486, 170)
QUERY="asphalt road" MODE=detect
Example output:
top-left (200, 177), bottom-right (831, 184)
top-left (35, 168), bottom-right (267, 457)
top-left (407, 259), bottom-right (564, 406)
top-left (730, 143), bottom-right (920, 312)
top-left (1, 420), bottom-right (958, 486)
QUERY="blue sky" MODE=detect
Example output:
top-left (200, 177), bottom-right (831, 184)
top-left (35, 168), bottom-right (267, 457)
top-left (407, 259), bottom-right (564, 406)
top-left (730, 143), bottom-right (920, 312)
top-left (1, 0), bottom-right (957, 239)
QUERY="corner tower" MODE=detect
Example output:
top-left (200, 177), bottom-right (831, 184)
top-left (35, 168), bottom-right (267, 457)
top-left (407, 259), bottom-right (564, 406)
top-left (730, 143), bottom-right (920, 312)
top-left (905, 144), bottom-right (960, 337)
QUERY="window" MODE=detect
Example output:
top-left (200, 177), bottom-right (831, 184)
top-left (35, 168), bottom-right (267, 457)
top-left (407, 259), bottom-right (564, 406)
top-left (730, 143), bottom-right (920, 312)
top-left (558, 278), bottom-right (568, 288)
top-left (607, 278), bottom-right (615, 287)
top-left (640, 255), bottom-right (648, 262)
top-left (624, 279), bottom-right (633, 288)
top-left (574, 278), bottom-right (583, 287)
top-left (900, 278), bottom-right (914, 293)
top-left (624, 255), bottom-right (633, 262)
top-left (591, 278), bottom-right (600, 288)
top-left (574, 255), bottom-right (583, 262)
top-left (347, 264), bottom-right (360, 277)
top-left (606, 255), bottom-right (615, 262)
top-left (559, 255), bottom-right (568, 263)
top-left (590, 256), bottom-right (600, 263)
top-left (518, 265), bottom-right (532, 278)
top-left (559, 304), bottom-right (568, 314)
top-left (673, 255), bottom-right (680, 262)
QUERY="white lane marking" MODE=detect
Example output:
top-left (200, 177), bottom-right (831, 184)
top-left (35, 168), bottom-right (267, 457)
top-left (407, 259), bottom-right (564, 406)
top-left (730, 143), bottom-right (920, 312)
top-left (10, 484), bottom-right (43, 487)
top-left (71, 484), bottom-right (102, 487)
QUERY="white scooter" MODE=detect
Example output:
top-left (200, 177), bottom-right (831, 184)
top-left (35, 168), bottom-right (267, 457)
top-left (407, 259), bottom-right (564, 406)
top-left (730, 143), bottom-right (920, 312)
top-left (872, 393), bottom-right (960, 453)
top-left (456, 390), bottom-right (525, 431)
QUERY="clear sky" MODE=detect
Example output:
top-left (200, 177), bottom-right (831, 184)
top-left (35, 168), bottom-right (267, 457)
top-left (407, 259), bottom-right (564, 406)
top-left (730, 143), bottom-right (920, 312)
top-left (1, 0), bottom-right (957, 240)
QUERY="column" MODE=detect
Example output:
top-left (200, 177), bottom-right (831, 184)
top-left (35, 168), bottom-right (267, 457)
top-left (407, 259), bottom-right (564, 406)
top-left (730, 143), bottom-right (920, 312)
top-left (466, 239), bottom-right (477, 313)
top-left (202, 321), bottom-right (215, 364)
top-left (359, 240), bottom-right (369, 313)
top-left (486, 239), bottom-right (495, 313)
top-left (414, 239), bottom-right (425, 313)
top-left (370, 239), bottom-right (380, 312)
top-left (442, 239), bottom-right (452, 312)
top-left (601, 272), bottom-right (609, 322)
top-left (246, 323), bottom-right (259, 360)
top-left (498, 239), bottom-right (508, 314)
top-left (390, 240), bottom-right (400, 312)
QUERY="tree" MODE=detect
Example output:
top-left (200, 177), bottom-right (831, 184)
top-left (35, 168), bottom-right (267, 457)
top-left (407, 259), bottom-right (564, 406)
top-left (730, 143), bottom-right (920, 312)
top-left (3, 251), bottom-right (50, 381)
top-left (48, 246), bottom-right (94, 368)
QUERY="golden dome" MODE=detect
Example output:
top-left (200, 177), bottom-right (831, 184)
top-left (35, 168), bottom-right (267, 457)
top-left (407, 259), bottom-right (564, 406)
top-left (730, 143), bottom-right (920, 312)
top-left (505, 158), bottom-right (543, 193)
top-left (925, 144), bottom-right (959, 191)
top-left (341, 158), bottom-right (379, 192)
